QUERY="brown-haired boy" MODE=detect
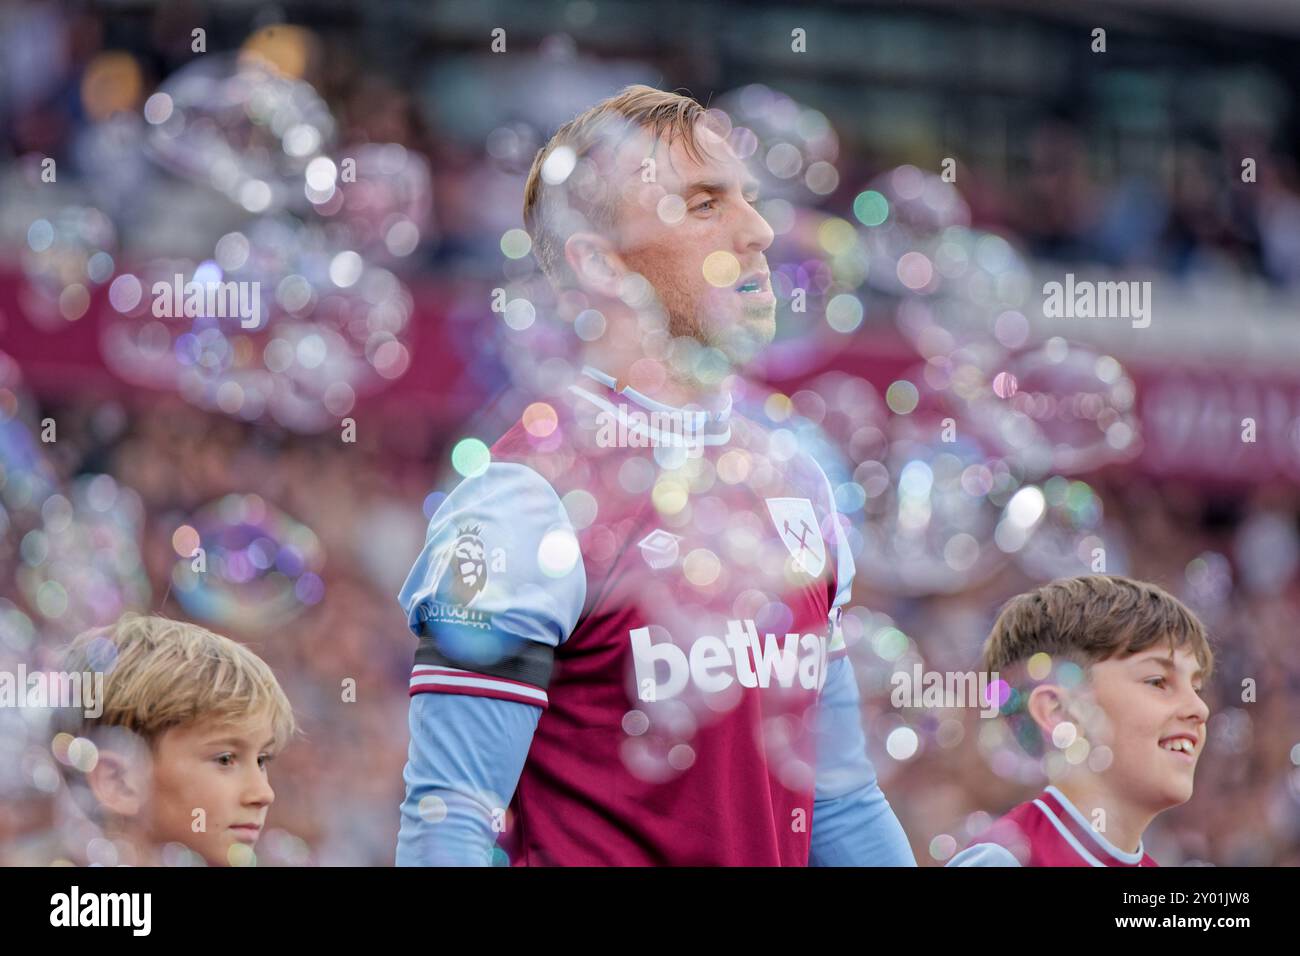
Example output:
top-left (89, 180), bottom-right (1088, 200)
top-left (949, 575), bottom-right (1212, 867)
top-left (51, 613), bottom-right (295, 866)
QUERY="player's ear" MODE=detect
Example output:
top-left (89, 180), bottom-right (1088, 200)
top-left (1025, 683), bottom-right (1072, 741)
top-left (564, 232), bottom-right (627, 299)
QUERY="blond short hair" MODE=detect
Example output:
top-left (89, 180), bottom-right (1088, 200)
top-left (57, 613), bottom-right (296, 749)
top-left (522, 84), bottom-right (709, 285)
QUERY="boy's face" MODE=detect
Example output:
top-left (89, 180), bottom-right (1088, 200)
top-left (146, 713), bottom-right (278, 865)
top-left (609, 123), bottom-right (777, 367)
top-left (1079, 644), bottom-right (1209, 811)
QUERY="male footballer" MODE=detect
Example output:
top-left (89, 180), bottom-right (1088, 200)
top-left (395, 85), bottom-right (914, 866)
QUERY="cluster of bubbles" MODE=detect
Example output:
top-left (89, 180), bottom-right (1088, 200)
top-left (0, 353), bottom-right (59, 521)
top-left (0, 354), bottom-right (155, 831)
top-left (0, 354), bottom-right (151, 638)
top-left (767, 362), bottom-right (1122, 598)
top-left (759, 207), bottom-right (872, 378)
top-left (800, 164), bottom-right (1138, 597)
top-left (0, 599), bottom-right (43, 804)
top-left (13, 475), bottom-right (152, 637)
top-left (169, 493), bottom-right (325, 630)
top-left (3, 36), bottom-right (435, 433)
top-left (0, 181), bottom-right (119, 331)
top-left (100, 223), bottom-right (416, 432)
top-left (125, 48), bottom-right (429, 431)
top-left (712, 85), bottom-right (842, 203)
top-left (779, 369), bottom-right (1129, 773)
top-left (143, 53), bottom-right (338, 216)
top-left (0, 360), bottom-right (52, 802)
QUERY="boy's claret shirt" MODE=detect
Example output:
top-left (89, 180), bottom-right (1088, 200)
top-left (947, 785), bottom-right (1159, 867)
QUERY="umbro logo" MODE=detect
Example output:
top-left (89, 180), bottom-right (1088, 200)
top-left (637, 528), bottom-right (682, 569)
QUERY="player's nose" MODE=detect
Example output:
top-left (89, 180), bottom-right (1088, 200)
top-left (735, 195), bottom-right (774, 255)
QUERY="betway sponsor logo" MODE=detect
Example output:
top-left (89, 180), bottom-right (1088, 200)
top-left (631, 619), bottom-right (829, 701)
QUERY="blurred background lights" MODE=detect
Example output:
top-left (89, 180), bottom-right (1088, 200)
top-left (656, 194), bottom-right (686, 225)
top-left (886, 726), bottom-right (920, 760)
top-left (885, 380), bottom-right (920, 414)
top-left (853, 190), bottom-right (889, 226)
top-left (500, 229), bottom-right (532, 259)
top-left (538, 528), bottom-right (581, 577)
top-left (1027, 651), bottom-right (1052, 681)
top-left (702, 250), bottom-right (741, 287)
top-left (873, 626), bottom-right (909, 661)
top-left (929, 834), bottom-right (958, 861)
top-left (451, 438), bottom-right (491, 478)
top-left (825, 293), bottom-right (863, 333)
top-left (541, 145), bottom-right (577, 185)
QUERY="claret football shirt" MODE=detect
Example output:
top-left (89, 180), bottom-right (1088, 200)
top-left (398, 365), bottom-right (862, 865)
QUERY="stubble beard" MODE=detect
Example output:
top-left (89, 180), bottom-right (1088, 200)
top-left (620, 250), bottom-right (777, 380)
top-left (656, 277), bottom-right (775, 369)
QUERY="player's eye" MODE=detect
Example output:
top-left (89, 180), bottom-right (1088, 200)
top-left (216, 753), bottom-right (235, 767)
top-left (1144, 677), bottom-right (1167, 689)
top-left (258, 754), bottom-right (274, 770)
top-left (691, 198), bottom-right (717, 213)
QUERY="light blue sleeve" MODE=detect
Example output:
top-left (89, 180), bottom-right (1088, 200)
top-left (396, 691), bottom-right (537, 867)
top-left (397, 461), bottom-right (587, 664)
top-left (946, 842), bottom-right (1022, 867)
top-left (810, 655), bottom-right (917, 866)
top-left (395, 461), bottom-right (587, 866)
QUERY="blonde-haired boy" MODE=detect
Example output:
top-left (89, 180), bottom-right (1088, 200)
top-left (53, 613), bottom-right (295, 866)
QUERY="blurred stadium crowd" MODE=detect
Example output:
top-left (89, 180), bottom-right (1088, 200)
top-left (1, 0), bottom-right (1299, 865)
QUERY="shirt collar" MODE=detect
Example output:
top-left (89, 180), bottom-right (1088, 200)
top-left (568, 365), bottom-right (733, 447)
top-left (1043, 785), bottom-right (1147, 864)
top-left (578, 365), bottom-right (733, 424)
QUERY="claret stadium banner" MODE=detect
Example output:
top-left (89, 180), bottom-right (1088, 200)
top-left (0, 0), bottom-right (1295, 940)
